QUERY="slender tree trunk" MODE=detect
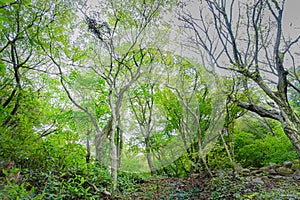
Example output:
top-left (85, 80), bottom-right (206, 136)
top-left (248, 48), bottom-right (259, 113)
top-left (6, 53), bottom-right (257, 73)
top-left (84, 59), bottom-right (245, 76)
top-left (86, 129), bottom-right (92, 163)
top-left (220, 130), bottom-right (233, 164)
top-left (109, 110), bottom-right (118, 190)
top-left (117, 117), bottom-right (123, 169)
top-left (231, 121), bottom-right (235, 162)
top-left (198, 133), bottom-right (212, 177)
top-left (145, 138), bottom-right (156, 176)
top-left (146, 151), bottom-right (156, 176)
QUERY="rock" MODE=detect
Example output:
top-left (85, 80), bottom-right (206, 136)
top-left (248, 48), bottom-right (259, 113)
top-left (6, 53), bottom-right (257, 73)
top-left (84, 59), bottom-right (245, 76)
top-left (268, 163), bottom-right (277, 168)
top-left (269, 175), bottom-right (283, 180)
top-left (293, 159), bottom-right (300, 165)
top-left (276, 167), bottom-right (294, 176)
top-left (241, 168), bottom-right (250, 176)
top-left (226, 170), bottom-right (234, 176)
top-left (283, 161), bottom-right (293, 168)
top-left (260, 166), bottom-right (269, 171)
top-left (252, 177), bottom-right (264, 185)
top-left (268, 163), bottom-right (280, 169)
top-left (294, 176), bottom-right (300, 181)
top-left (268, 169), bottom-right (278, 175)
top-left (235, 165), bottom-right (243, 173)
top-left (293, 169), bottom-right (300, 176)
top-left (291, 163), bottom-right (300, 171)
top-left (261, 166), bottom-right (270, 173)
top-left (212, 170), bottom-right (224, 177)
top-left (190, 173), bottom-right (200, 178)
top-left (251, 169), bottom-right (264, 176)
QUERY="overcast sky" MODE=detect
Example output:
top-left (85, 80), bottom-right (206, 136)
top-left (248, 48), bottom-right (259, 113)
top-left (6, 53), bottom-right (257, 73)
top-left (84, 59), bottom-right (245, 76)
top-left (283, 0), bottom-right (300, 38)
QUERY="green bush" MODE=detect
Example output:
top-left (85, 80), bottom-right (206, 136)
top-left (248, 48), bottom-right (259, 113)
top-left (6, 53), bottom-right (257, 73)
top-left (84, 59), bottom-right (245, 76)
top-left (20, 163), bottom-right (111, 199)
top-left (235, 130), bottom-right (298, 167)
top-left (0, 182), bottom-right (44, 200)
top-left (207, 143), bottom-right (233, 171)
top-left (0, 168), bottom-right (43, 200)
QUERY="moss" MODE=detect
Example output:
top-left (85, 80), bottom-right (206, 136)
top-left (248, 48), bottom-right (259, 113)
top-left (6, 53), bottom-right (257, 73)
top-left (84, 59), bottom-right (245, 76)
top-left (291, 163), bottom-right (300, 170)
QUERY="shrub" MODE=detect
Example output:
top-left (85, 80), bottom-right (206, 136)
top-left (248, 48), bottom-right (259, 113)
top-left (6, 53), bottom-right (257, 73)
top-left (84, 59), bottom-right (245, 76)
top-left (235, 130), bottom-right (298, 167)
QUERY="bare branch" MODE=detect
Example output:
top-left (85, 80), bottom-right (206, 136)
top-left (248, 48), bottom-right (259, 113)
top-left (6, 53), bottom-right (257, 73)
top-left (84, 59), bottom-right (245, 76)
top-left (236, 100), bottom-right (281, 121)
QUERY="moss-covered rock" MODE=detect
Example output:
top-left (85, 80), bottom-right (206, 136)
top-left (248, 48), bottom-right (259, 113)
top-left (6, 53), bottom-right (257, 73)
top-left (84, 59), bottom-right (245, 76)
top-left (241, 168), bottom-right (250, 176)
top-left (292, 159), bottom-right (300, 165)
top-left (291, 163), bottom-right (300, 171)
top-left (283, 161), bottom-right (293, 168)
top-left (276, 167), bottom-right (294, 176)
top-left (293, 170), bottom-right (300, 176)
top-left (268, 163), bottom-right (280, 169)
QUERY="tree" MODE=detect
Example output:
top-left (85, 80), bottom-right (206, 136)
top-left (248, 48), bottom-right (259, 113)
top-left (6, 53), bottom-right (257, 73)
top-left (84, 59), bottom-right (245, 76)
top-left (179, 0), bottom-right (300, 156)
top-left (0, 0), bottom-right (77, 165)
top-left (136, 54), bottom-right (225, 176)
top-left (42, 0), bottom-right (174, 188)
top-left (166, 57), bottom-right (226, 176)
top-left (128, 80), bottom-right (157, 175)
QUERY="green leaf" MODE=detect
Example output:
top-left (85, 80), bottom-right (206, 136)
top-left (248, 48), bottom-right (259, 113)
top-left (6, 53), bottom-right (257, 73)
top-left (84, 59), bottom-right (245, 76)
top-left (0, 16), bottom-right (10, 24)
top-left (0, 0), bottom-right (15, 4)
top-left (0, 61), bottom-right (6, 75)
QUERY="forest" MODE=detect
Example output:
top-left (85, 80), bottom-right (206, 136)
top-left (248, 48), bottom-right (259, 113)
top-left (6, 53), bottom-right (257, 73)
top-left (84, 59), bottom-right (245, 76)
top-left (0, 0), bottom-right (300, 199)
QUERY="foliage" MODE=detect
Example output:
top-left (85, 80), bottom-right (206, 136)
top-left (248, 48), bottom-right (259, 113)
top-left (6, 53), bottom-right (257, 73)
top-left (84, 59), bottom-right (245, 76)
top-left (1, 0), bottom-right (299, 198)
top-left (206, 114), bottom-right (298, 169)
top-left (234, 124), bottom-right (298, 167)
top-left (112, 172), bottom-right (300, 199)
top-left (0, 163), bottom-right (112, 199)
top-left (235, 131), bottom-right (298, 167)
top-left (207, 143), bottom-right (233, 171)
top-left (117, 171), bottom-right (147, 197)
top-left (0, 182), bottom-right (43, 200)
top-left (207, 175), bottom-right (300, 200)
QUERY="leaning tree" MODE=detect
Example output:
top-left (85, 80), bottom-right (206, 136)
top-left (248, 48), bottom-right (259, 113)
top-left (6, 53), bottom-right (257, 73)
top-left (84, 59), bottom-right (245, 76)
top-left (179, 0), bottom-right (300, 156)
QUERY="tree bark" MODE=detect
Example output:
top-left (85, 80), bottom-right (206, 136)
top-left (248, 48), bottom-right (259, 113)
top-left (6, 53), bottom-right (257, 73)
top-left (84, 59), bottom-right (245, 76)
top-left (279, 106), bottom-right (300, 156)
top-left (86, 129), bottom-right (92, 163)
top-left (109, 115), bottom-right (118, 190)
top-left (117, 116), bottom-right (123, 169)
top-left (145, 137), bottom-right (156, 176)
top-left (95, 117), bottom-right (112, 163)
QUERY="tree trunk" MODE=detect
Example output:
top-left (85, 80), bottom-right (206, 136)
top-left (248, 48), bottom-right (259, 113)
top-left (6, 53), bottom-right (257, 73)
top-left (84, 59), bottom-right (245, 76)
top-left (109, 112), bottom-right (118, 190)
top-left (110, 89), bottom-right (124, 190)
top-left (95, 117), bottom-right (113, 164)
top-left (145, 138), bottom-right (156, 176)
top-left (283, 126), bottom-right (300, 157)
top-left (280, 106), bottom-right (300, 157)
top-left (94, 133), bottom-right (106, 164)
top-left (86, 129), bottom-right (91, 163)
top-left (117, 117), bottom-right (123, 169)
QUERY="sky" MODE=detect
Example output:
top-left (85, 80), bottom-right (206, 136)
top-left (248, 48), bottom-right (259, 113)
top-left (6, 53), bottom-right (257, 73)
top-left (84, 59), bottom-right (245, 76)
top-left (84, 0), bottom-right (300, 44)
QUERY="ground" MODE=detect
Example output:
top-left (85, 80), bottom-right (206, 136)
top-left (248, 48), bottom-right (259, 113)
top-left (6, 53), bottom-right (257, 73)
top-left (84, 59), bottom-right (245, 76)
top-left (116, 173), bottom-right (300, 199)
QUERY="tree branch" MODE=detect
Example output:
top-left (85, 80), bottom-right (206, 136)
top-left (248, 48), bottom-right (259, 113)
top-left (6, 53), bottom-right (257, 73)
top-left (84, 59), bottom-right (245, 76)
top-left (236, 100), bottom-right (281, 121)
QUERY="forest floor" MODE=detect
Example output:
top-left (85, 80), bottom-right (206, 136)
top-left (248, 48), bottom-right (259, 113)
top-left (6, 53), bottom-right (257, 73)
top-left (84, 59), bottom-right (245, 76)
top-left (116, 173), bottom-right (300, 199)
top-left (2, 161), bottom-right (300, 199)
